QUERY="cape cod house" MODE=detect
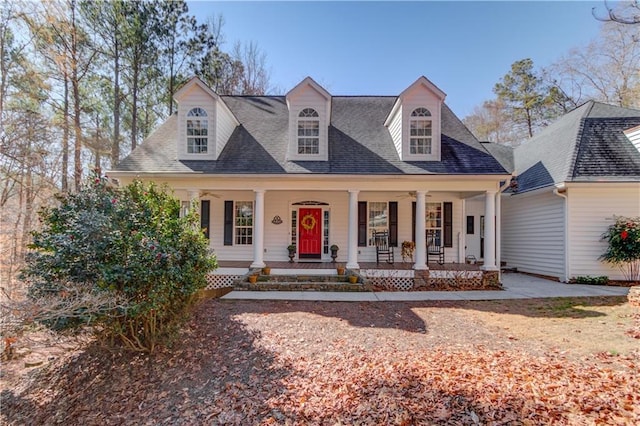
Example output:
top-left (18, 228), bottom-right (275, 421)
top-left (501, 101), bottom-right (640, 282)
top-left (109, 76), bottom-right (510, 286)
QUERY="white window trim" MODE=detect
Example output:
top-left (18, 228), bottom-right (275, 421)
top-left (288, 107), bottom-right (328, 161)
top-left (368, 201), bottom-right (389, 246)
top-left (402, 103), bottom-right (441, 161)
top-left (234, 201), bottom-right (254, 245)
top-left (186, 107), bottom-right (209, 154)
top-left (426, 202), bottom-right (443, 246)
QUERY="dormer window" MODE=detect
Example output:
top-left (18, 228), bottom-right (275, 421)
top-left (186, 107), bottom-right (208, 154)
top-left (297, 108), bottom-right (320, 154)
top-left (410, 107), bottom-right (432, 155)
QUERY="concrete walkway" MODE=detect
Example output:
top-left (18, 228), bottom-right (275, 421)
top-left (221, 272), bottom-right (631, 302)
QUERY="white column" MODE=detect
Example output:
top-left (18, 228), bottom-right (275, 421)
top-left (482, 190), bottom-right (498, 271)
top-left (188, 189), bottom-right (199, 207)
top-left (250, 189), bottom-right (266, 268)
top-left (414, 190), bottom-right (428, 270)
top-left (495, 191), bottom-right (502, 277)
top-left (346, 189), bottom-right (360, 269)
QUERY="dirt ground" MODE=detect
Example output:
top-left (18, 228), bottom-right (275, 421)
top-left (1, 296), bottom-right (639, 425)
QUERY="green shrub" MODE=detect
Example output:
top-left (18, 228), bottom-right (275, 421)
top-left (20, 175), bottom-right (217, 352)
top-left (573, 276), bottom-right (609, 285)
top-left (600, 216), bottom-right (640, 283)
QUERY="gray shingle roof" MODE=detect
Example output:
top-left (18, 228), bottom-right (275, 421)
top-left (512, 101), bottom-right (640, 192)
top-left (480, 142), bottom-right (514, 173)
top-left (114, 95), bottom-right (508, 175)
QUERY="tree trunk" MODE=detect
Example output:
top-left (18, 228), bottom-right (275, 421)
top-left (131, 59), bottom-right (139, 150)
top-left (112, 38), bottom-right (120, 167)
top-left (62, 76), bottom-right (69, 192)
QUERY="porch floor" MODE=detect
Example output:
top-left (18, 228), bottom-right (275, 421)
top-left (217, 260), bottom-right (481, 271)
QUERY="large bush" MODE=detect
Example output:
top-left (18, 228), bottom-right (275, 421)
top-left (20, 176), bottom-right (217, 351)
top-left (600, 216), bottom-right (640, 283)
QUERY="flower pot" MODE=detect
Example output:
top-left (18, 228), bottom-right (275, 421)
top-left (348, 275), bottom-right (358, 284)
top-left (248, 275), bottom-right (258, 284)
top-left (337, 267), bottom-right (346, 275)
top-left (262, 267), bottom-right (271, 275)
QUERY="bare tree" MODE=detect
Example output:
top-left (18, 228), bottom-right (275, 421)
top-left (593, 0), bottom-right (640, 25)
top-left (233, 40), bottom-right (272, 95)
top-left (547, 22), bottom-right (640, 108)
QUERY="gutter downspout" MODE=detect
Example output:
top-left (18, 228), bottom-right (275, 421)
top-left (553, 185), bottom-right (569, 283)
top-left (496, 178), bottom-right (513, 283)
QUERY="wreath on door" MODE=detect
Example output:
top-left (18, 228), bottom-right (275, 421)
top-left (301, 213), bottom-right (317, 231)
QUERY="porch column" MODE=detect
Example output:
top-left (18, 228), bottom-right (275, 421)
top-left (495, 191), bottom-right (502, 276)
top-left (187, 189), bottom-right (199, 207)
top-left (482, 190), bottom-right (498, 271)
top-left (346, 189), bottom-right (360, 269)
top-left (414, 190), bottom-right (428, 270)
top-left (250, 189), bottom-right (266, 269)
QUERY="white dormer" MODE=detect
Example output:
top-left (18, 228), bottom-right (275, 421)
top-left (286, 77), bottom-right (331, 161)
top-left (174, 77), bottom-right (239, 161)
top-left (384, 76), bottom-right (446, 161)
top-left (625, 125), bottom-right (640, 153)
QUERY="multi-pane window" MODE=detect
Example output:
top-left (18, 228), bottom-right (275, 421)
top-left (187, 107), bottom-right (208, 154)
top-left (426, 202), bottom-right (442, 246)
top-left (409, 107), bottom-right (432, 155)
top-left (291, 210), bottom-right (297, 246)
top-left (368, 202), bottom-right (388, 245)
top-left (235, 201), bottom-right (253, 245)
top-left (323, 210), bottom-right (330, 254)
top-left (297, 108), bottom-right (320, 154)
top-left (180, 201), bottom-right (190, 218)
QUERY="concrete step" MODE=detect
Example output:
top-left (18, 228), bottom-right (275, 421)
top-left (254, 274), bottom-right (352, 283)
top-left (234, 281), bottom-right (369, 292)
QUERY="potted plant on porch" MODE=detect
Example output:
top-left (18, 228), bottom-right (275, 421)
top-left (336, 264), bottom-right (346, 275)
top-left (287, 244), bottom-right (296, 263)
top-left (348, 274), bottom-right (358, 284)
top-left (330, 244), bottom-right (339, 263)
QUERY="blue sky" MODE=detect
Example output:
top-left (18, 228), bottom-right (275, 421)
top-left (187, 1), bottom-right (606, 118)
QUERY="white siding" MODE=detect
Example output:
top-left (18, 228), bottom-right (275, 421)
top-left (387, 105), bottom-right (403, 159)
top-left (624, 126), bottom-right (640, 153)
top-left (465, 198), bottom-right (484, 261)
top-left (287, 85), bottom-right (330, 161)
top-left (567, 186), bottom-right (640, 280)
top-left (177, 84), bottom-right (217, 161)
top-left (502, 190), bottom-right (565, 279)
top-left (216, 100), bottom-right (238, 157)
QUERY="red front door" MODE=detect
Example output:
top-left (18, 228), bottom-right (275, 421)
top-left (298, 208), bottom-right (322, 259)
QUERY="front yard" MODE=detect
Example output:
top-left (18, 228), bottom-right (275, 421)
top-left (1, 296), bottom-right (639, 424)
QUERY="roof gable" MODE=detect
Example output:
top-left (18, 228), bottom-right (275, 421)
top-left (513, 101), bottom-right (640, 192)
top-left (174, 76), bottom-right (218, 103)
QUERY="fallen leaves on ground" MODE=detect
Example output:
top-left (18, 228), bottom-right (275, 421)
top-left (1, 299), bottom-right (638, 425)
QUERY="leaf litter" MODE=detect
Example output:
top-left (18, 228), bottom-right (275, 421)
top-left (1, 298), bottom-right (638, 425)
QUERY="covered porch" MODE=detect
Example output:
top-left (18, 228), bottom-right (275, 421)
top-left (205, 260), bottom-right (500, 293)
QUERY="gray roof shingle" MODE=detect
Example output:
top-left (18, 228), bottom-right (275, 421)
top-left (115, 95), bottom-right (508, 175)
top-left (512, 101), bottom-right (640, 192)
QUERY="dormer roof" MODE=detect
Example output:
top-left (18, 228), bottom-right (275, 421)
top-left (174, 76), bottom-right (219, 102)
top-left (285, 76), bottom-right (331, 106)
top-left (384, 76), bottom-right (446, 127)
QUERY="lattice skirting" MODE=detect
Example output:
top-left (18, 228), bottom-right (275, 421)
top-left (205, 274), bottom-right (241, 290)
top-left (362, 269), bottom-right (414, 291)
top-left (364, 269), bottom-right (498, 291)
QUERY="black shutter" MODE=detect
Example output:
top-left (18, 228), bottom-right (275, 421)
top-left (444, 202), bottom-right (453, 247)
top-left (224, 201), bottom-right (233, 246)
top-left (411, 202), bottom-right (416, 243)
top-left (200, 200), bottom-right (210, 239)
top-left (358, 201), bottom-right (367, 247)
top-left (388, 201), bottom-right (398, 247)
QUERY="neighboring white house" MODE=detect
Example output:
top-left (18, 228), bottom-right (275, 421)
top-left (109, 76), bottom-right (510, 271)
top-left (501, 101), bottom-right (640, 282)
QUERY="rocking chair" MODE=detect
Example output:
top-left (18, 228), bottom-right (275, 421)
top-left (426, 230), bottom-right (445, 265)
top-left (373, 230), bottom-right (394, 265)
